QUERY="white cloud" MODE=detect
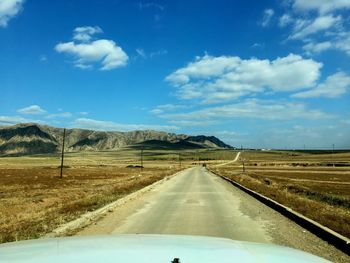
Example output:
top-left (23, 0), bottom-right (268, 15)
top-left (251, 43), bottom-right (264, 48)
top-left (73, 26), bottom-right (102, 42)
top-left (161, 99), bottom-right (332, 121)
top-left (212, 130), bottom-right (243, 136)
top-left (305, 32), bottom-right (350, 56)
top-left (292, 71), bottom-right (350, 98)
top-left (150, 49), bottom-right (167, 57)
top-left (166, 54), bottom-right (322, 104)
top-left (55, 26), bottom-right (128, 71)
top-left (279, 14), bottom-right (293, 27)
top-left (279, 1), bottom-right (350, 56)
top-left (334, 31), bottom-right (350, 55)
top-left (136, 48), bottom-right (168, 59)
top-left (166, 120), bottom-right (218, 127)
top-left (17, 105), bottom-right (46, 115)
top-left (150, 104), bottom-right (190, 114)
top-left (289, 15), bottom-right (342, 40)
top-left (0, 115), bottom-right (44, 125)
top-left (0, 0), bottom-right (24, 27)
top-left (73, 118), bottom-right (178, 131)
top-left (292, 0), bottom-right (350, 14)
top-left (136, 48), bottom-right (146, 58)
top-left (261, 9), bottom-right (274, 27)
top-left (303, 41), bottom-right (332, 54)
top-left (166, 54), bottom-right (239, 84)
top-left (46, 112), bottom-right (72, 119)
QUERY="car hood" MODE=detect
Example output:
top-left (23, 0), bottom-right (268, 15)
top-left (0, 234), bottom-right (329, 263)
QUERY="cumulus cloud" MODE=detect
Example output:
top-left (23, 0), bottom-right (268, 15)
top-left (289, 15), bottom-right (342, 40)
top-left (292, 0), bottom-right (350, 14)
top-left (17, 105), bottom-right (46, 115)
top-left (261, 9), bottom-right (274, 27)
top-left (73, 118), bottom-right (178, 131)
top-left (161, 99), bottom-right (332, 121)
top-left (73, 26), bottom-right (102, 42)
top-left (0, 0), bottom-right (24, 27)
top-left (55, 26), bottom-right (128, 70)
top-left (292, 71), bottom-right (350, 98)
top-left (166, 54), bottom-right (322, 104)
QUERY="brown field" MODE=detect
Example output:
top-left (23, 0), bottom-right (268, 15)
top-left (0, 148), bottom-right (192, 243)
top-left (2, 148), bottom-right (350, 243)
top-left (210, 150), bottom-right (350, 238)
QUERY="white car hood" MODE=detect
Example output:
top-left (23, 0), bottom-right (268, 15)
top-left (0, 234), bottom-right (330, 263)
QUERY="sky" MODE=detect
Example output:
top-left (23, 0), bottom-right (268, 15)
top-left (0, 0), bottom-right (350, 149)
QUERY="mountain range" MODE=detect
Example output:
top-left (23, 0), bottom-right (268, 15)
top-left (0, 123), bottom-right (232, 156)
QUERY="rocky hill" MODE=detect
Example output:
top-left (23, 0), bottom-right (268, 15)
top-left (0, 123), bottom-right (232, 156)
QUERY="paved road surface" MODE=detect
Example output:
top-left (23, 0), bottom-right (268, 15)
top-left (78, 167), bottom-right (349, 262)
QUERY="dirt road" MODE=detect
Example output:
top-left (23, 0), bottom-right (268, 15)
top-left (77, 167), bottom-right (349, 262)
top-left (214, 151), bottom-right (241, 167)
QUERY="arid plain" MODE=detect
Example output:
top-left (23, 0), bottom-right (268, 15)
top-left (1, 148), bottom-right (349, 251)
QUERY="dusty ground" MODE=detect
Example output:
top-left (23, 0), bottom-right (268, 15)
top-left (76, 166), bottom-right (349, 262)
top-left (210, 150), bottom-right (350, 238)
top-left (0, 149), bottom-right (188, 243)
top-left (1, 148), bottom-right (349, 261)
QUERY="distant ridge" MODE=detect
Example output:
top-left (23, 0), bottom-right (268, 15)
top-left (0, 123), bottom-right (232, 156)
top-left (130, 139), bottom-right (206, 150)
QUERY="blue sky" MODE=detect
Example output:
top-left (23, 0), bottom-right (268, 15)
top-left (0, 0), bottom-right (350, 149)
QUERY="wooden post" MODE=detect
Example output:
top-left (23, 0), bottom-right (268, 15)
top-left (140, 147), bottom-right (144, 171)
top-left (332, 144), bottom-right (335, 167)
top-left (179, 153), bottom-right (181, 168)
top-left (60, 128), bottom-right (66, 179)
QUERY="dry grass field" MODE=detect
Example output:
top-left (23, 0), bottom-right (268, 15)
top-left (0, 148), bottom-right (192, 243)
top-left (210, 150), bottom-right (350, 238)
top-left (2, 147), bottom-right (349, 244)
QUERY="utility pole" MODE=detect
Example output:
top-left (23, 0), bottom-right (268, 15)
top-left (332, 144), bottom-right (335, 167)
top-left (140, 147), bottom-right (144, 171)
top-left (60, 128), bottom-right (66, 179)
